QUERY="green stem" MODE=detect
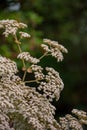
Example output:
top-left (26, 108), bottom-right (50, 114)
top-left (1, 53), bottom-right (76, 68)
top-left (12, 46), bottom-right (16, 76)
top-left (25, 79), bottom-right (40, 84)
top-left (46, 53), bottom-right (51, 56)
top-left (22, 70), bottom-right (27, 81)
top-left (17, 43), bottom-right (22, 53)
top-left (16, 41), bottom-right (26, 69)
top-left (39, 52), bottom-right (48, 60)
top-left (14, 35), bottom-right (27, 81)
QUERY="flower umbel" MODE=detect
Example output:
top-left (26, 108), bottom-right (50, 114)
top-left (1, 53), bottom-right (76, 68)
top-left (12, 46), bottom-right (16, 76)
top-left (17, 52), bottom-right (40, 64)
top-left (0, 19), bottom-right (87, 130)
top-left (42, 38), bottom-right (68, 62)
top-left (19, 31), bottom-right (31, 39)
top-left (0, 19), bottom-right (27, 37)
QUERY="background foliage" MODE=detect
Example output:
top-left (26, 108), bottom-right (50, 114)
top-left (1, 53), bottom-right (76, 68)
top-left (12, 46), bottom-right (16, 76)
top-left (0, 0), bottom-right (87, 117)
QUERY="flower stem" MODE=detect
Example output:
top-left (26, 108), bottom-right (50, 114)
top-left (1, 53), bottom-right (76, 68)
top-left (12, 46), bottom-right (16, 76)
top-left (22, 70), bottom-right (27, 81)
top-left (39, 52), bottom-right (48, 60)
top-left (25, 79), bottom-right (40, 84)
top-left (14, 35), bottom-right (27, 81)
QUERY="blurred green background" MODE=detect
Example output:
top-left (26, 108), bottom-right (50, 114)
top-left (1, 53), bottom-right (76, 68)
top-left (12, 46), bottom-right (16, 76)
top-left (0, 0), bottom-right (87, 117)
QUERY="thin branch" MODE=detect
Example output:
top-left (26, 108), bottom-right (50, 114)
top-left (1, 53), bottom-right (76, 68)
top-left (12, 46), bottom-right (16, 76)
top-left (22, 70), bottom-right (27, 81)
top-left (25, 79), bottom-right (40, 84)
top-left (39, 52), bottom-right (48, 60)
top-left (14, 34), bottom-right (27, 80)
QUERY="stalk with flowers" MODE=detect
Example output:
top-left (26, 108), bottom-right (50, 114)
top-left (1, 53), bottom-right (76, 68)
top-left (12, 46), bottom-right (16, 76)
top-left (0, 19), bottom-right (87, 130)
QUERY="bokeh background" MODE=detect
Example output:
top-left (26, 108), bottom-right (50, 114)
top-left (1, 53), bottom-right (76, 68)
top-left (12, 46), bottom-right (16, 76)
top-left (0, 0), bottom-right (87, 119)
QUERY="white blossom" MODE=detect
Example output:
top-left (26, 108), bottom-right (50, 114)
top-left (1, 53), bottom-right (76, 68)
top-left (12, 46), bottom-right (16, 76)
top-left (42, 38), bottom-right (68, 62)
top-left (38, 67), bottom-right (64, 101)
top-left (0, 19), bottom-right (27, 37)
top-left (17, 52), bottom-right (40, 64)
top-left (66, 114), bottom-right (83, 130)
top-left (31, 65), bottom-right (44, 80)
top-left (19, 31), bottom-right (31, 38)
top-left (0, 20), bottom-right (87, 130)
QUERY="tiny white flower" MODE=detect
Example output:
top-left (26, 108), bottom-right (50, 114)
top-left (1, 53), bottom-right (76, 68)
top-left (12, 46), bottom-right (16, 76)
top-left (19, 31), bottom-right (31, 38)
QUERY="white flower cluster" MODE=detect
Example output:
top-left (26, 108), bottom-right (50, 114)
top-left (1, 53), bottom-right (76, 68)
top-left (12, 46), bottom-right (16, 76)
top-left (0, 53), bottom-right (87, 130)
top-left (66, 114), bottom-right (83, 130)
top-left (0, 19), bottom-right (27, 37)
top-left (17, 52), bottom-right (40, 64)
top-left (41, 38), bottom-right (68, 62)
top-left (0, 19), bottom-right (87, 130)
top-left (38, 67), bottom-right (64, 101)
top-left (0, 56), bottom-right (18, 77)
top-left (0, 112), bottom-right (15, 130)
top-left (41, 44), bottom-right (50, 52)
top-left (31, 65), bottom-right (44, 80)
top-left (59, 117), bottom-right (69, 130)
top-left (19, 31), bottom-right (31, 38)
top-left (59, 109), bottom-right (87, 130)
top-left (0, 57), bottom-right (61, 130)
top-left (72, 109), bottom-right (87, 125)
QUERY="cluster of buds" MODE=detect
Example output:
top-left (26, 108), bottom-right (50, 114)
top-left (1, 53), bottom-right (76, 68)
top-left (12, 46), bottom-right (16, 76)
top-left (17, 52), bottom-right (40, 64)
top-left (72, 109), bottom-right (87, 125)
top-left (59, 109), bottom-right (87, 130)
top-left (31, 65), bottom-right (44, 80)
top-left (0, 56), bottom-right (18, 77)
top-left (38, 67), bottom-right (64, 101)
top-left (0, 19), bottom-right (27, 37)
top-left (41, 38), bottom-right (68, 62)
top-left (19, 31), bottom-right (31, 39)
top-left (0, 19), bottom-right (87, 130)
